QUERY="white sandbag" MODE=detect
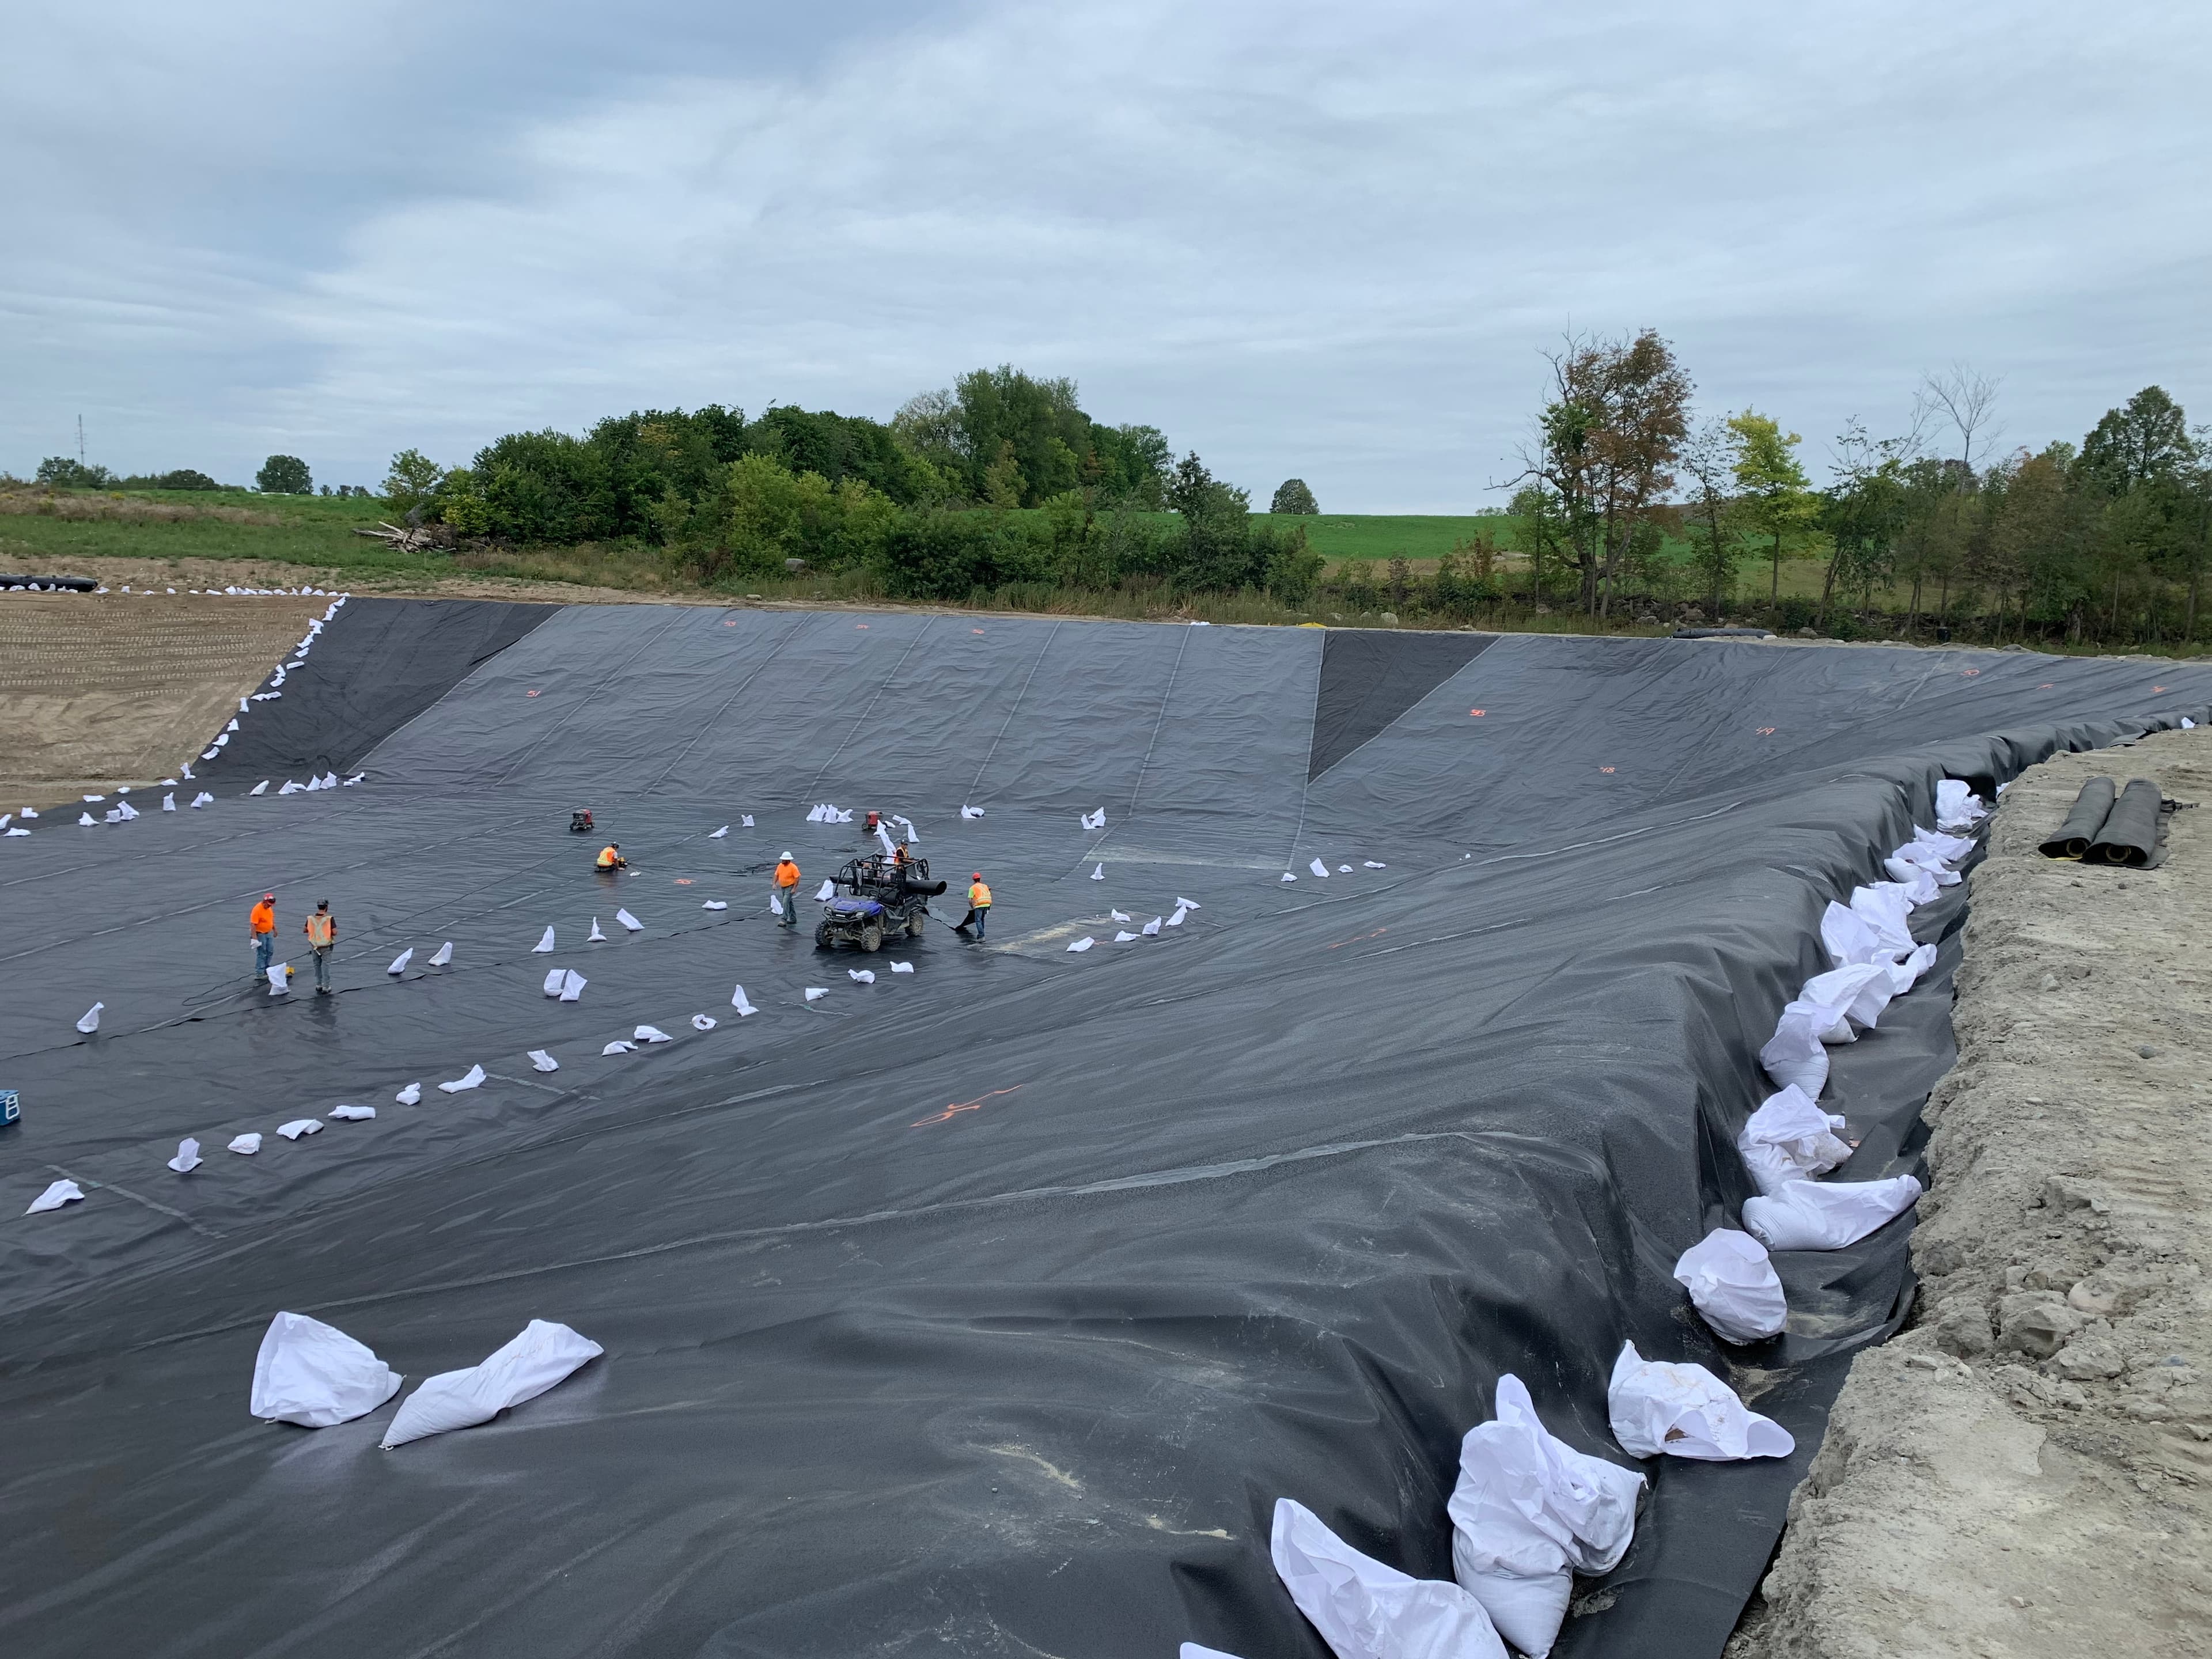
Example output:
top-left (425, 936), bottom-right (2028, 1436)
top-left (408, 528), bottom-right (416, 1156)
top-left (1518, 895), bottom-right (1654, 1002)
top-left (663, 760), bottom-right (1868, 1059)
top-left (602, 1040), bottom-right (635, 1055)
top-left (76, 1001), bottom-right (103, 1034)
top-left (395, 1082), bottom-right (422, 1105)
top-left (1881, 857), bottom-right (1939, 904)
top-left (388, 948), bottom-right (416, 976)
top-left (702, 900), bottom-right (727, 911)
top-left (1175, 896), bottom-right (1202, 910)
top-left (848, 969), bottom-right (875, 983)
top-left (543, 968), bottom-right (566, 997)
top-left (1066, 937), bottom-right (1094, 953)
top-left (380, 1319), bottom-right (604, 1449)
top-left (769, 894), bottom-right (783, 916)
top-left (1271, 1497), bottom-right (1508, 1659)
top-left (960, 805), bottom-right (984, 818)
top-left (1758, 1008), bottom-right (1829, 1097)
top-left (251, 1312), bottom-right (402, 1428)
top-left (17, 808), bottom-right (35, 819)
top-left (1081, 807), bottom-right (1106, 830)
top-left (814, 880), bottom-right (835, 902)
top-left (1110, 909), bottom-right (1131, 922)
top-left (276, 1118), bottom-right (323, 1140)
top-left (278, 780), bottom-right (304, 796)
top-left (1092, 863), bottom-right (1104, 880)
top-left (1607, 1341), bottom-right (1793, 1461)
top-left (3, 827), bottom-right (27, 837)
top-left (588, 919), bottom-right (606, 942)
top-left (889, 961), bottom-right (913, 974)
top-left (192, 791), bottom-right (214, 807)
top-left (1849, 884), bottom-right (1917, 955)
top-left (438, 1064), bottom-right (486, 1093)
top-left (615, 908), bottom-right (642, 933)
top-left (804, 988), bottom-right (827, 1002)
top-left (1737, 1085), bottom-right (1853, 1195)
top-left (1339, 864), bottom-right (1354, 873)
top-left (1166, 907), bottom-right (1188, 927)
top-left (1281, 871), bottom-right (1298, 882)
top-left (533, 926), bottom-right (556, 952)
top-left (1181, 1647), bottom-right (1248, 1659)
top-left (710, 825), bottom-right (728, 838)
top-left (162, 793), bottom-right (175, 811)
top-left (268, 964), bottom-right (291, 995)
top-left (328, 1104), bottom-right (376, 1120)
top-left (732, 984), bottom-right (757, 1015)
top-left (1115, 930), bottom-right (1138, 942)
top-left (1743, 1174), bottom-right (1923, 1251)
top-left (168, 1137), bottom-right (203, 1172)
top-left (78, 812), bottom-right (96, 827)
top-left (27, 1179), bottom-right (84, 1214)
top-left (740, 814), bottom-right (753, 826)
top-left (633, 1025), bottom-right (672, 1044)
top-left (1884, 941), bottom-right (1938, 993)
top-left (429, 941), bottom-right (453, 967)
top-left (1365, 861), bottom-right (1387, 868)
top-left (1142, 916), bottom-right (1163, 935)
top-left (1820, 902), bottom-right (1934, 993)
top-left (1787, 961), bottom-right (1893, 1042)
top-left (1309, 857), bottom-right (1330, 878)
top-left (1448, 1374), bottom-right (1643, 1656)
top-left (1673, 1230), bottom-right (1787, 1343)
top-left (559, 969), bottom-right (586, 1002)
top-left (529, 1050), bottom-right (559, 1073)
top-left (1934, 778), bottom-right (1987, 829)
top-left (691, 1014), bottom-right (716, 1031)
top-left (229, 1133), bottom-right (263, 1155)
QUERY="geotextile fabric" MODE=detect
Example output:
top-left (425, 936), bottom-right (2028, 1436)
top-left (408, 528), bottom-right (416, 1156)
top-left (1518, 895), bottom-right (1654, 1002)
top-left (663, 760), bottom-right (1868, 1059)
top-left (4, 608), bottom-right (2211, 1659)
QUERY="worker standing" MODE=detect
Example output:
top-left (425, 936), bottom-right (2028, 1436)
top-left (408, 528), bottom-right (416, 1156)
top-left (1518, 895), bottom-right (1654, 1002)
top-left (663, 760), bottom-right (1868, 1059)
top-left (248, 892), bottom-right (276, 978)
top-left (303, 899), bottom-right (337, 995)
top-left (957, 872), bottom-right (991, 939)
top-left (772, 852), bottom-right (801, 929)
top-left (596, 842), bottom-right (626, 870)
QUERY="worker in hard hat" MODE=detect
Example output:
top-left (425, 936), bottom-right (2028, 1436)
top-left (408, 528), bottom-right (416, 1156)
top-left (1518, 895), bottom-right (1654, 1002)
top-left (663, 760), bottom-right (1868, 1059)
top-left (596, 842), bottom-right (626, 870)
top-left (772, 851), bottom-right (802, 928)
top-left (956, 872), bottom-right (991, 938)
top-left (248, 892), bottom-right (276, 978)
top-left (303, 899), bottom-right (338, 995)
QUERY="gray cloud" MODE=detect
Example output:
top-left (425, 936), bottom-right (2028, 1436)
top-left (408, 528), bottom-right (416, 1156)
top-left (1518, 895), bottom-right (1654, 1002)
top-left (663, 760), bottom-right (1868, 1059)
top-left (6, 0), bottom-right (2208, 507)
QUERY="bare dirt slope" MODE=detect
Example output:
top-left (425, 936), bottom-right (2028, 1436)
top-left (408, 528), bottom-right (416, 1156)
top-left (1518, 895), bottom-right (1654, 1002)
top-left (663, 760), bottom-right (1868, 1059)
top-left (0, 591), bottom-right (326, 805)
top-left (1733, 728), bottom-right (2212, 1658)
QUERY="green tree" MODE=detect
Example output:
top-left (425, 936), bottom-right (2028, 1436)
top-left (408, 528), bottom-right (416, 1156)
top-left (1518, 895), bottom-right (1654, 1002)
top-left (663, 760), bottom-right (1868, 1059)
top-left (1677, 419), bottom-right (1741, 614)
top-left (35, 456), bottom-right (115, 488)
top-left (1270, 478), bottom-right (1319, 514)
top-left (256, 454), bottom-right (313, 494)
top-left (980, 441), bottom-right (1026, 509)
top-left (382, 448), bottom-right (445, 517)
top-left (2074, 386), bottom-right (2191, 498)
top-left (1727, 411), bottom-right (1816, 603)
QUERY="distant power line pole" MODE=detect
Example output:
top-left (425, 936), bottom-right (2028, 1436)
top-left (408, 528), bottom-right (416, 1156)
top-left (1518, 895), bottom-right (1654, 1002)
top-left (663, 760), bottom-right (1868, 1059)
top-left (78, 414), bottom-right (85, 464)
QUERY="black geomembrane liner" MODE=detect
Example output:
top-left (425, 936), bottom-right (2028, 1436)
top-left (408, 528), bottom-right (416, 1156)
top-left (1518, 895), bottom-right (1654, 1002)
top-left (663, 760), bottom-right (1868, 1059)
top-left (1, 609), bottom-right (2206, 1659)
top-left (1307, 626), bottom-right (1494, 778)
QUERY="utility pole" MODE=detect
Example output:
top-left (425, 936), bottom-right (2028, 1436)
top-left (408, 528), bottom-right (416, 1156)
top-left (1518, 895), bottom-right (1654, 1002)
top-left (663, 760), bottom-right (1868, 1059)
top-left (78, 415), bottom-right (85, 465)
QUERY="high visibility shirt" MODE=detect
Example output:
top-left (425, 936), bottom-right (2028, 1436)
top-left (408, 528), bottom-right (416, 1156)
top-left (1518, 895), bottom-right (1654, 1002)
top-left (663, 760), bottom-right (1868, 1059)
top-left (596, 845), bottom-right (620, 868)
top-left (304, 912), bottom-right (335, 947)
top-left (249, 901), bottom-right (275, 936)
top-left (773, 860), bottom-right (800, 888)
top-left (968, 881), bottom-right (991, 908)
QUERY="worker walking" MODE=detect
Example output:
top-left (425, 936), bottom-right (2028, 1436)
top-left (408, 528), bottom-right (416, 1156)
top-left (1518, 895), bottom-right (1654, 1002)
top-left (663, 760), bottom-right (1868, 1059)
top-left (248, 892), bottom-right (276, 978)
top-left (772, 852), bottom-right (801, 929)
top-left (303, 899), bottom-right (337, 995)
top-left (957, 872), bottom-right (991, 939)
top-left (596, 842), bottom-right (626, 870)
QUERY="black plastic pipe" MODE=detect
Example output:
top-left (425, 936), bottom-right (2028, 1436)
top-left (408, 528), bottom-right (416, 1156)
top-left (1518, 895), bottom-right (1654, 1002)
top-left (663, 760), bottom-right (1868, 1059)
top-left (2040, 776), bottom-right (2116, 859)
top-left (2088, 777), bottom-right (2161, 866)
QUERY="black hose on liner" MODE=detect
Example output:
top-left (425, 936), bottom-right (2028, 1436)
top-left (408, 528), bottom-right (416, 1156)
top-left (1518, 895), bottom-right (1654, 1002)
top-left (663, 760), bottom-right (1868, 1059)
top-left (2039, 776), bottom-right (2115, 858)
top-left (2088, 777), bottom-right (2161, 866)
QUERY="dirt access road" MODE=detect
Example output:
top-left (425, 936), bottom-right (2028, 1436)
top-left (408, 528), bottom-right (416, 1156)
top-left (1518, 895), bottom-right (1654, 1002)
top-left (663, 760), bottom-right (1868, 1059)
top-left (1734, 727), bottom-right (2212, 1657)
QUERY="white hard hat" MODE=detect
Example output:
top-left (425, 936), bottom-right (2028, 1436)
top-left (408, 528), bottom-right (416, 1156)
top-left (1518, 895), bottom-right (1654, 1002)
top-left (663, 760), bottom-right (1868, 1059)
top-left (781, 850), bottom-right (793, 860)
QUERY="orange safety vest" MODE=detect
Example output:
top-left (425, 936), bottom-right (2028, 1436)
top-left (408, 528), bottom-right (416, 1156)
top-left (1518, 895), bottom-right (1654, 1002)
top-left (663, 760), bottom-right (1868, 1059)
top-left (597, 845), bottom-right (620, 868)
top-left (968, 881), bottom-right (991, 908)
top-left (249, 901), bottom-right (275, 936)
top-left (305, 912), bottom-right (335, 947)
top-left (774, 860), bottom-right (800, 888)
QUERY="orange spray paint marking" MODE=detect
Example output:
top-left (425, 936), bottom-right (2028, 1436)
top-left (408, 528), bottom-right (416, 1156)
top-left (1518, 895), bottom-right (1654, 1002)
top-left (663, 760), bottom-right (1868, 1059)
top-left (1469, 709), bottom-right (1485, 718)
top-left (856, 624), bottom-right (869, 629)
top-left (1600, 766), bottom-right (1615, 774)
top-left (972, 628), bottom-right (985, 635)
top-left (1961, 668), bottom-right (1980, 677)
top-left (912, 1085), bottom-right (1024, 1128)
top-left (1755, 726), bottom-right (1777, 736)
top-left (724, 619), bottom-right (737, 627)
top-left (1327, 927), bottom-right (1388, 951)
top-left (2038, 683), bottom-right (2054, 689)
top-left (525, 689), bottom-right (540, 697)
top-left (674, 878), bottom-right (694, 885)
top-left (2153, 685), bottom-right (2167, 692)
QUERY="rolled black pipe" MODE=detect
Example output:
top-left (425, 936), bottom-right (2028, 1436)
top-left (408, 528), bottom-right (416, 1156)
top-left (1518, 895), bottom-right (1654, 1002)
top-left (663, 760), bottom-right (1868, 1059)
top-left (0, 574), bottom-right (98, 591)
top-left (2088, 777), bottom-right (2161, 866)
top-left (2040, 776), bottom-right (2116, 859)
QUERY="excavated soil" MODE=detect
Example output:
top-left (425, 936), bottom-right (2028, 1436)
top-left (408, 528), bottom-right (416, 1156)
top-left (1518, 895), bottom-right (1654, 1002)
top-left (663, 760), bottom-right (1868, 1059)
top-left (1732, 727), bottom-right (2212, 1658)
top-left (0, 590), bottom-right (327, 806)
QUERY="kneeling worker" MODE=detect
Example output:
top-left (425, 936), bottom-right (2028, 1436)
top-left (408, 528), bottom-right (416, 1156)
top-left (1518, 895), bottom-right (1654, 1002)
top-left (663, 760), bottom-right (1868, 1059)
top-left (956, 872), bottom-right (991, 938)
top-left (596, 842), bottom-right (627, 870)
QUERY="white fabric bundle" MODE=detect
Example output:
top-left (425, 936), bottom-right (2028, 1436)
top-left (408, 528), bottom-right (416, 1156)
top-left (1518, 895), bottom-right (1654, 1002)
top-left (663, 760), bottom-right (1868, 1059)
top-left (702, 900), bottom-right (727, 911)
top-left (1849, 884), bottom-right (1917, 956)
top-left (691, 1014), bottom-right (716, 1031)
top-left (589, 919), bottom-right (606, 942)
top-left (1365, 861), bottom-right (1387, 868)
top-left (389, 948), bottom-right (416, 976)
top-left (429, 941), bottom-right (453, 967)
top-left (380, 1319), bottom-right (603, 1449)
top-left (1309, 857), bottom-right (1331, 878)
top-left (1115, 930), bottom-right (1139, 942)
top-left (615, 909), bottom-right (642, 933)
top-left (1339, 864), bottom-right (1354, 873)
top-left (76, 1002), bottom-right (103, 1034)
top-left (1271, 1498), bottom-right (1508, 1659)
top-left (1743, 1175), bottom-right (1923, 1251)
top-left (1142, 916), bottom-right (1163, 935)
top-left (169, 1138), bottom-right (203, 1172)
top-left (438, 1064), bottom-right (486, 1093)
top-left (1091, 863), bottom-right (1104, 880)
top-left (192, 791), bottom-right (214, 807)
top-left (328, 1104), bottom-right (376, 1120)
top-left (229, 1132), bottom-right (262, 1155)
top-left (278, 780), bottom-right (304, 796)
top-left (1819, 903), bottom-right (1937, 994)
top-left (732, 984), bottom-right (756, 1015)
top-left (1176, 897), bottom-right (1205, 911)
top-left (804, 987), bottom-right (827, 1002)
top-left (1110, 909), bottom-right (1131, 922)
top-left (1066, 937), bottom-right (1094, 953)
top-left (533, 927), bottom-right (556, 953)
top-left (1737, 1085), bottom-right (1853, 1194)
top-left (3, 827), bottom-right (27, 837)
top-left (1786, 961), bottom-right (1893, 1042)
top-left (602, 1040), bottom-right (635, 1055)
top-left (1607, 1342), bottom-right (1793, 1460)
top-left (276, 1118), bottom-right (323, 1140)
top-left (1166, 907), bottom-right (1188, 927)
top-left (1881, 857), bottom-right (1939, 904)
top-left (395, 1083), bottom-right (422, 1105)
top-left (1081, 807), bottom-right (1106, 830)
top-left (528, 1050), bottom-right (559, 1073)
top-left (251, 1312), bottom-right (402, 1427)
top-left (27, 1179), bottom-right (84, 1214)
top-left (633, 1025), bottom-right (671, 1044)
top-left (1673, 1230), bottom-right (1787, 1343)
top-left (960, 805), bottom-right (984, 818)
top-left (78, 812), bottom-right (96, 827)
top-left (814, 880), bottom-right (835, 901)
top-left (543, 968), bottom-right (566, 997)
top-left (1281, 871), bottom-right (1298, 882)
top-left (1934, 778), bottom-right (1987, 829)
top-left (889, 961), bottom-right (913, 974)
top-left (740, 814), bottom-right (753, 826)
top-left (162, 793), bottom-right (175, 811)
top-left (1448, 1374), bottom-right (1643, 1657)
top-left (709, 825), bottom-right (728, 839)
top-left (848, 969), bottom-right (875, 983)
top-left (267, 964), bottom-right (290, 995)
top-left (559, 970), bottom-right (585, 1002)
top-left (1889, 837), bottom-right (1963, 886)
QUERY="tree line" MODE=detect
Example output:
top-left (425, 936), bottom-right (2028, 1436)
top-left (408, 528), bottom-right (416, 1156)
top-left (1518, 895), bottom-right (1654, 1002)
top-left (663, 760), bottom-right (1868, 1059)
top-left (1506, 332), bottom-right (2210, 646)
top-left (378, 367), bottom-right (1323, 603)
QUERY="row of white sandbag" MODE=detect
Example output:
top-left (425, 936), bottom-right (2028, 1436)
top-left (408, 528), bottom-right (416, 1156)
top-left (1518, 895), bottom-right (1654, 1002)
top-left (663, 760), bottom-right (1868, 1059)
top-left (250, 1309), bottom-right (599, 1449)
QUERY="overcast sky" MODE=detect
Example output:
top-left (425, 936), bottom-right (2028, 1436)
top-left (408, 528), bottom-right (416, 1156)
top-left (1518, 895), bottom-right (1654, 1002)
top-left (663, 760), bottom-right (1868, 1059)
top-left (6, 1), bottom-right (2208, 510)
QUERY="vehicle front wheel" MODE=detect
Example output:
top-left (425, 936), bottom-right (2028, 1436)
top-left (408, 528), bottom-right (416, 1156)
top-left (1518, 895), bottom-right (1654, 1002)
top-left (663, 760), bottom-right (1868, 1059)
top-left (908, 909), bottom-right (929, 938)
top-left (814, 920), bottom-right (833, 949)
top-left (861, 923), bottom-right (882, 952)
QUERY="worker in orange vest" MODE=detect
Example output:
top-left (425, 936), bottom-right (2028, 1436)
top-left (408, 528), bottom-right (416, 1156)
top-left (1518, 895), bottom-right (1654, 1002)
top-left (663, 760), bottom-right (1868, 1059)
top-left (596, 842), bottom-right (626, 870)
top-left (772, 852), bottom-right (801, 929)
top-left (302, 899), bottom-right (338, 994)
top-left (248, 892), bottom-right (276, 977)
top-left (957, 872), bottom-right (991, 938)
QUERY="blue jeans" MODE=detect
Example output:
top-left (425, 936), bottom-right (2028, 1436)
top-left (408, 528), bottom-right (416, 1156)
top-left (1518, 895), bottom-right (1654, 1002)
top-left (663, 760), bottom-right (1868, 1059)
top-left (775, 885), bottom-right (797, 926)
top-left (970, 906), bottom-right (987, 938)
top-left (312, 946), bottom-right (332, 991)
top-left (254, 934), bottom-right (273, 975)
